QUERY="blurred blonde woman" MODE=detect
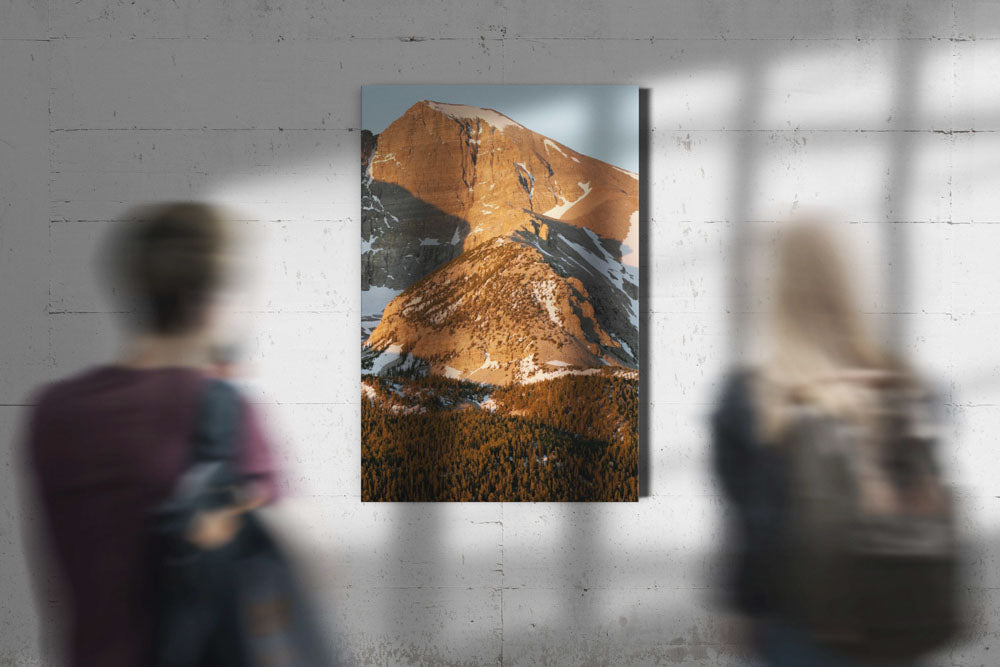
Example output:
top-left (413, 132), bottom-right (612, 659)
top-left (712, 220), bottom-right (953, 666)
top-left (756, 221), bottom-right (904, 438)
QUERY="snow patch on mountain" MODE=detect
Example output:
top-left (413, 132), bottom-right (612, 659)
top-left (524, 367), bottom-right (602, 385)
top-left (621, 209), bottom-right (640, 268)
top-left (523, 222), bottom-right (639, 337)
top-left (478, 351), bottom-right (501, 371)
top-left (368, 343), bottom-right (403, 374)
top-left (532, 280), bottom-right (562, 327)
top-left (362, 191), bottom-right (399, 228)
top-left (612, 164), bottom-right (639, 180)
top-left (543, 181), bottom-right (591, 220)
top-left (362, 285), bottom-right (403, 320)
top-left (364, 343), bottom-right (428, 377)
top-left (371, 152), bottom-right (402, 170)
top-left (426, 101), bottom-right (524, 132)
top-left (543, 138), bottom-right (568, 157)
top-left (428, 295), bottom-right (465, 325)
top-left (390, 404), bottom-right (425, 415)
top-left (612, 335), bottom-right (634, 359)
top-left (515, 354), bottom-right (601, 385)
top-left (362, 383), bottom-right (377, 401)
top-left (514, 162), bottom-right (535, 205)
top-left (559, 228), bottom-right (629, 293)
top-left (361, 315), bottom-right (380, 342)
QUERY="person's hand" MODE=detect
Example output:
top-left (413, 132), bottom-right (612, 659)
top-left (186, 508), bottom-right (242, 550)
top-left (185, 483), bottom-right (268, 549)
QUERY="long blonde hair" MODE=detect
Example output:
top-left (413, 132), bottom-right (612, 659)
top-left (757, 220), bottom-right (903, 441)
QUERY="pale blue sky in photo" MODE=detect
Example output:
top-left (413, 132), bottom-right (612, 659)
top-left (362, 85), bottom-right (639, 173)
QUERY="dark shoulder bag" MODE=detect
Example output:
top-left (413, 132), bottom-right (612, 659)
top-left (149, 378), bottom-right (336, 667)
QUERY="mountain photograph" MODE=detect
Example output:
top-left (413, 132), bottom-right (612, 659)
top-left (361, 86), bottom-right (639, 502)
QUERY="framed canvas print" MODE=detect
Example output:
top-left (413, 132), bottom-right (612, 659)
top-left (361, 85), bottom-right (639, 501)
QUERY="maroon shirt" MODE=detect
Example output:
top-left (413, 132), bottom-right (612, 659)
top-left (24, 365), bottom-right (280, 667)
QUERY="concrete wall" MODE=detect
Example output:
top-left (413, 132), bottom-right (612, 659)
top-left (2, 1), bottom-right (999, 664)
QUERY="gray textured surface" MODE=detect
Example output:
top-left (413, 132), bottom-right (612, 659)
top-left (2, 1), bottom-right (999, 664)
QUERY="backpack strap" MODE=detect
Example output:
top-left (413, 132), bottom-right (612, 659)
top-left (190, 378), bottom-right (243, 465)
top-left (157, 378), bottom-right (244, 521)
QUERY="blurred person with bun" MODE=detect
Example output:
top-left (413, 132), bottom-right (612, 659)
top-left (21, 203), bottom-right (280, 666)
top-left (712, 220), bottom-right (961, 666)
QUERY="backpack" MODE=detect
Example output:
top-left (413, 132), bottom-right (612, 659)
top-left (779, 379), bottom-right (961, 661)
top-left (149, 378), bottom-right (337, 666)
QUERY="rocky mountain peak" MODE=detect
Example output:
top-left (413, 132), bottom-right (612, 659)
top-left (362, 99), bottom-right (639, 385)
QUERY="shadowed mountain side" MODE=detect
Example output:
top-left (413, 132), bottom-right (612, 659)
top-left (361, 178), bottom-right (472, 340)
top-left (514, 214), bottom-right (638, 362)
top-left (362, 179), bottom-right (471, 291)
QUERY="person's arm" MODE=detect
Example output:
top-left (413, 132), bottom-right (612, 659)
top-left (186, 396), bottom-right (281, 550)
top-left (234, 397), bottom-right (282, 502)
top-left (17, 389), bottom-right (70, 663)
top-left (711, 371), bottom-right (756, 506)
top-left (711, 370), bottom-right (779, 619)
